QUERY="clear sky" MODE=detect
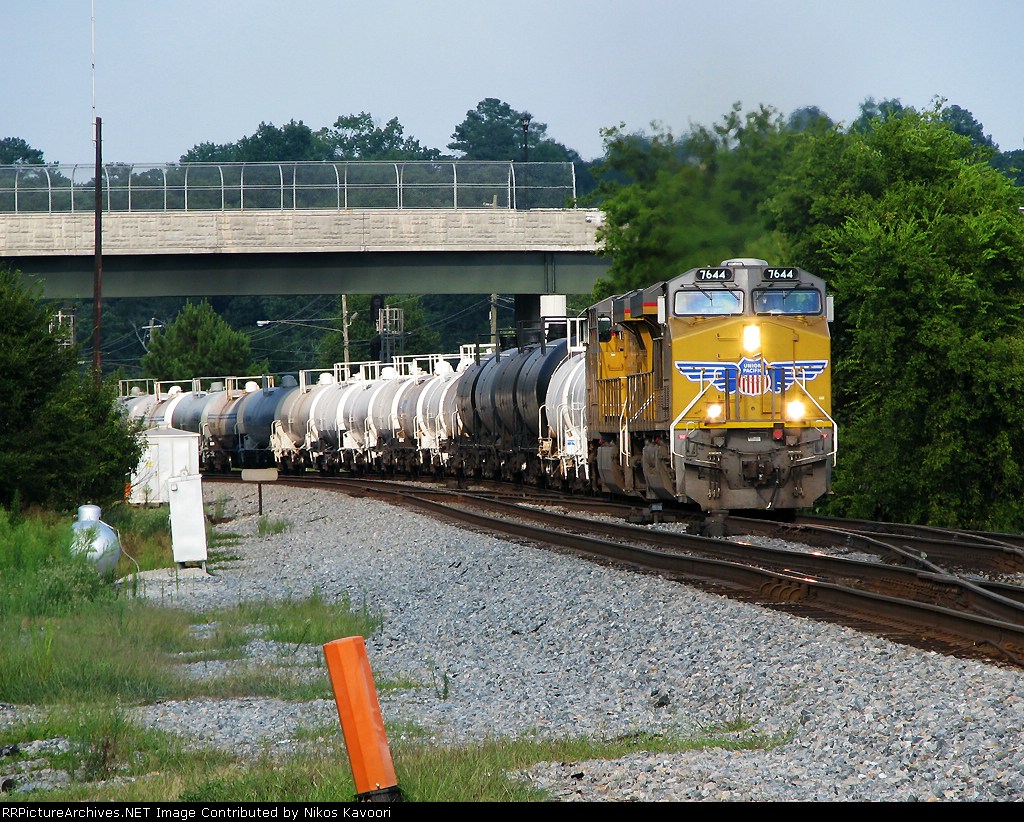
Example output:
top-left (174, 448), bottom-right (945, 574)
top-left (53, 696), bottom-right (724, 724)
top-left (4, 0), bottom-right (1022, 166)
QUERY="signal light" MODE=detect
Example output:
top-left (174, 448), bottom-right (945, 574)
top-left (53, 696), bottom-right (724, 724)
top-left (772, 424), bottom-right (784, 441)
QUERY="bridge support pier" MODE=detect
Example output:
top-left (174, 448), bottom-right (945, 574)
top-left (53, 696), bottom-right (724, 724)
top-left (515, 294), bottom-right (542, 344)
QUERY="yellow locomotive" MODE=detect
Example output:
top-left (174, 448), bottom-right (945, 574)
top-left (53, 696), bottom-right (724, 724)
top-left (586, 258), bottom-right (835, 524)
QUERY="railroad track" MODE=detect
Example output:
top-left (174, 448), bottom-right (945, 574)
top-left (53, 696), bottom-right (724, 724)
top-left (205, 474), bottom-right (1024, 667)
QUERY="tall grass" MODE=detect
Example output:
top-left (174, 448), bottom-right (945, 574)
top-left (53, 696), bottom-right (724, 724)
top-left (0, 504), bottom-right (788, 802)
top-left (0, 508), bottom-right (110, 618)
top-left (103, 502), bottom-right (174, 573)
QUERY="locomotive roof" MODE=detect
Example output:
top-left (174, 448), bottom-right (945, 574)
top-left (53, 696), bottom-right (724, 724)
top-left (671, 259), bottom-right (826, 292)
top-left (591, 259), bottom-right (826, 319)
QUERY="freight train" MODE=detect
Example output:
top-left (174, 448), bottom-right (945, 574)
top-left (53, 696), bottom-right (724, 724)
top-left (120, 258), bottom-right (836, 526)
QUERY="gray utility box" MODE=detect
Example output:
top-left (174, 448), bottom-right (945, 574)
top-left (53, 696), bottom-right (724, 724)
top-left (130, 427), bottom-right (201, 505)
top-left (168, 472), bottom-right (208, 566)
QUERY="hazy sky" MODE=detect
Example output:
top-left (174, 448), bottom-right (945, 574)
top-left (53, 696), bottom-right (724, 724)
top-left (5, 0), bottom-right (1022, 166)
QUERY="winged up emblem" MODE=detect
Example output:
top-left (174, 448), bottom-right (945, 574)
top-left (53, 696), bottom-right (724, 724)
top-left (675, 357), bottom-right (828, 397)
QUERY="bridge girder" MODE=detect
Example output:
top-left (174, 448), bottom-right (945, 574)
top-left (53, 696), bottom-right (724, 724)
top-left (11, 250), bottom-right (610, 299)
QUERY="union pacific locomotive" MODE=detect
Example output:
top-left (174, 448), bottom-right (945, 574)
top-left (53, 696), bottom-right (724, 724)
top-left (120, 258), bottom-right (836, 522)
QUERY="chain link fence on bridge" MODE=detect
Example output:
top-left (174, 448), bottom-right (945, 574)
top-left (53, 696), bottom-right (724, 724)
top-left (0, 161), bottom-right (580, 213)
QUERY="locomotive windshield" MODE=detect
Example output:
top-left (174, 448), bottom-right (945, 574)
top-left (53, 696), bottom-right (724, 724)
top-left (752, 288), bottom-right (821, 315)
top-left (674, 288), bottom-right (743, 316)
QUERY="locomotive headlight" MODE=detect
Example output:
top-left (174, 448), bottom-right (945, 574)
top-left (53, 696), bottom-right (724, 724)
top-left (742, 324), bottom-right (761, 352)
top-left (785, 400), bottom-right (806, 421)
top-left (706, 403), bottom-right (724, 421)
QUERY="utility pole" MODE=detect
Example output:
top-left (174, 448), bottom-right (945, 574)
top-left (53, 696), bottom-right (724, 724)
top-left (490, 293), bottom-right (498, 349)
top-left (141, 317), bottom-right (162, 351)
top-left (342, 294), bottom-right (351, 377)
top-left (92, 116), bottom-right (103, 384)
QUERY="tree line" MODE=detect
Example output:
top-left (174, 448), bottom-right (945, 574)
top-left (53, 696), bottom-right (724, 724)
top-left (2, 94), bottom-right (1024, 530)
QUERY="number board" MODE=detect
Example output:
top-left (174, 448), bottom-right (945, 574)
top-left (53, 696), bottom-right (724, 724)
top-left (695, 268), bottom-right (733, 282)
top-left (763, 268), bottom-right (799, 281)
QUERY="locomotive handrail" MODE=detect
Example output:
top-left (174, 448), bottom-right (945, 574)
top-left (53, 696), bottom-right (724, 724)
top-left (669, 383), bottom-right (718, 461)
top-left (790, 383), bottom-right (839, 465)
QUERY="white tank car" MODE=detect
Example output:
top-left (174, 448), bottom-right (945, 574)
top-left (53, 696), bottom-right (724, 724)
top-left (119, 383), bottom-right (161, 425)
top-left (308, 367), bottom-right (371, 471)
top-left (365, 363), bottom-right (422, 452)
top-left (168, 386), bottom-right (216, 434)
top-left (406, 358), bottom-right (467, 464)
top-left (543, 349), bottom-right (588, 481)
top-left (271, 370), bottom-right (340, 471)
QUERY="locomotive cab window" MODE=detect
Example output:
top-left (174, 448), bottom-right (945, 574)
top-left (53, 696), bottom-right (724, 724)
top-left (674, 288), bottom-right (743, 316)
top-left (752, 288), bottom-right (821, 315)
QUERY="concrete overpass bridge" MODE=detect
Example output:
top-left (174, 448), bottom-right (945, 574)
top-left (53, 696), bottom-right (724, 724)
top-left (0, 160), bottom-right (610, 302)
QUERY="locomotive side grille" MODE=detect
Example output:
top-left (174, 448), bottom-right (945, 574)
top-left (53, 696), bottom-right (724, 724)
top-left (596, 377), bottom-right (623, 423)
top-left (625, 371), bottom-right (658, 424)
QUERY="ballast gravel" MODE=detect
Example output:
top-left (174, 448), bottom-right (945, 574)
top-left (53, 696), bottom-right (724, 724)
top-left (11, 482), bottom-right (1024, 801)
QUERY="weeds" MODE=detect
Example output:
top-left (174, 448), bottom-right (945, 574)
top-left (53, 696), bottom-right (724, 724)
top-left (207, 494), bottom-right (233, 524)
top-left (256, 516), bottom-right (291, 537)
top-left (429, 662), bottom-right (451, 700)
top-left (0, 501), bottom-right (786, 802)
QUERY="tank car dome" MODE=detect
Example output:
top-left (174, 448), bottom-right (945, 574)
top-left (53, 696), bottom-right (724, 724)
top-left (434, 360), bottom-right (454, 376)
top-left (71, 504), bottom-right (121, 577)
top-left (280, 375), bottom-right (298, 387)
top-left (317, 372), bottom-right (336, 385)
top-left (244, 381), bottom-right (260, 392)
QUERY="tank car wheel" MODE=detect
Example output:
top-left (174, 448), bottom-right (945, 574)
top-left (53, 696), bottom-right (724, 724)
top-left (700, 510), bottom-right (729, 538)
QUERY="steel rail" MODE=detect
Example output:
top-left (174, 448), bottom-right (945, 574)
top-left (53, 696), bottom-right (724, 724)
top-left (231, 474), bottom-right (1024, 665)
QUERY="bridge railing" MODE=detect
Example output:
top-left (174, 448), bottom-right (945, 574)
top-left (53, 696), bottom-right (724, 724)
top-left (0, 161), bottom-right (579, 213)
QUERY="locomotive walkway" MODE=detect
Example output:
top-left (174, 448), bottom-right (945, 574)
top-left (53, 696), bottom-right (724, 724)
top-left (0, 160), bottom-right (609, 300)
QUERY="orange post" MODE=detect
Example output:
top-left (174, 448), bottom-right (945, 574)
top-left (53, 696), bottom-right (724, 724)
top-left (323, 635), bottom-right (403, 802)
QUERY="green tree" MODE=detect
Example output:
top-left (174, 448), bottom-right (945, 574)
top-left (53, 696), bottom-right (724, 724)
top-left (180, 120), bottom-right (331, 163)
top-left (0, 267), bottom-right (142, 510)
top-left (140, 301), bottom-right (264, 379)
top-left (0, 137), bottom-right (46, 165)
top-left (449, 98), bottom-right (578, 162)
top-left (318, 113), bottom-right (443, 160)
top-left (766, 107), bottom-right (1024, 530)
top-left (941, 103), bottom-right (996, 149)
top-left (180, 114), bottom-right (444, 163)
top-left (991, 148), bottom-right (1024, 187)
top-left (591, 103), bottom-right (792, 298)
top-left (786, 106), bottom-right (835, 133)
top-left (849, 97), bottom-right (907, 133)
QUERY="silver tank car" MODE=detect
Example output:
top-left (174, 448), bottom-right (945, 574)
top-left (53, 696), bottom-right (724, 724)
top-left (271, 369), bottom-right (342, 472)
top-left (234, 375), bottom-right (299, 467)
top-left (309, 366), bottom-right (373, 472)
top-left (402, 353), bottom-right (473, 468)
top-left (365, 362), bottom-right (423, 461)
top-left (542, 323), bottom-right (589, 486)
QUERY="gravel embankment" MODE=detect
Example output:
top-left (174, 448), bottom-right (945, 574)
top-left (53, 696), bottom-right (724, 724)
top-left (8, 481), bottom-right (1024, 801)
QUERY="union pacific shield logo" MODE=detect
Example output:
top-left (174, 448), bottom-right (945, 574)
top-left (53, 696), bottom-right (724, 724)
top-left (675, 357), bottom-right (828, 396)
top-left (738, 357), bottom-right (763, 395)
